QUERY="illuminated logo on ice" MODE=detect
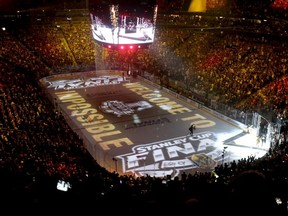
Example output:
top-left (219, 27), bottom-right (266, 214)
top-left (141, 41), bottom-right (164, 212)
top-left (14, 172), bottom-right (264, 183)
top-left (117, 132), bottom-right (219, 178)
top-left (47, 75), bottom-right (124, 90)
top-left (99, 100), bottom-right (152, 117)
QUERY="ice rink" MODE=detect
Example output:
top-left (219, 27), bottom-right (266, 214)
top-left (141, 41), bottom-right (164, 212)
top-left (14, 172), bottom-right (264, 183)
top-left (42, 70), bottom-right (269, 178)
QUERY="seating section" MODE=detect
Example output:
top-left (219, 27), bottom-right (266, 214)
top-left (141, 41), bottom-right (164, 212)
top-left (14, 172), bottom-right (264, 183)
top-left (0, 1), bottom-right (287, 214)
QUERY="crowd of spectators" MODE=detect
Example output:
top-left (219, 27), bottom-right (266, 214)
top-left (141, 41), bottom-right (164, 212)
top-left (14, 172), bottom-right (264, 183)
top-left (0, 0), bottom-right (287, 215)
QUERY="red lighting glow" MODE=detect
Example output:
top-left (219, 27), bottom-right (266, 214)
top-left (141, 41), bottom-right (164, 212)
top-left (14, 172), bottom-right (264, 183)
top-left (271, 0), bottom-right (288, 10)
top-left (103, 44), bottom-right (147, 50)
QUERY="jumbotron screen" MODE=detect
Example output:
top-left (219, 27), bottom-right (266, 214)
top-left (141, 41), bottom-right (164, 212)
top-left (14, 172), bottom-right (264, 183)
top-left (90, 1), bottom-right (158, 48)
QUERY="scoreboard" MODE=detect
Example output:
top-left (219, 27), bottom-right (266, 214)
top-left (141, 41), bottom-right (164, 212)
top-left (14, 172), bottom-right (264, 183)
top-left (90, 0), bottom-right (158, 49)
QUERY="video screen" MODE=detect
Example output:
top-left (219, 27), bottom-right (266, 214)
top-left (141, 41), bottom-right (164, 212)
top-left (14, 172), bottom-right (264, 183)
top-left (90, 2), bottom-right (158, 46)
